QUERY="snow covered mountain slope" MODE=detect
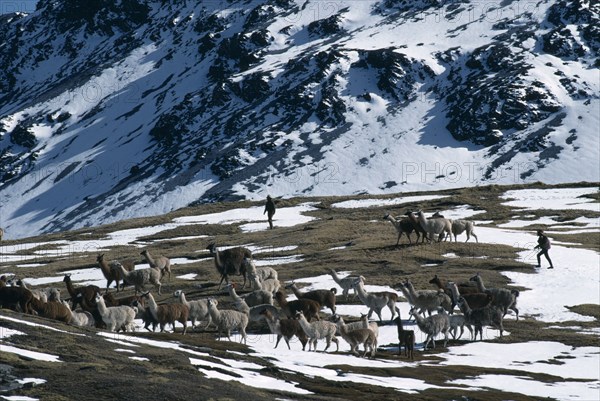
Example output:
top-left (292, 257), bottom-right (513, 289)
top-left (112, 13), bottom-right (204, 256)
top-left (0, 0), bottom-right (598, 238)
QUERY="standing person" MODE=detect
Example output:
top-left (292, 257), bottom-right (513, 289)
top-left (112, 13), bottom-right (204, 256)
top-left (534, 229), bottom-right (554, 269)
top-left (264, 195), bottom-right (276, 229)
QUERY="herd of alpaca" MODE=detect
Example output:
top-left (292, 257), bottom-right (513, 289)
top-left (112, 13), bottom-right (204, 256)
top-left (0, 208), bottom-right (519, 361)
top-left (0, 248), bottom-right (170, 331)
top-left (0, 265), bottom-right (516, 361)
top-left (385, 210), bottom-right (478, 245)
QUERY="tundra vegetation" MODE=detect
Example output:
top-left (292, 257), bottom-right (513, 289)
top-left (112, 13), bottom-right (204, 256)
top-left (0, 183), bottom-right (598, 400)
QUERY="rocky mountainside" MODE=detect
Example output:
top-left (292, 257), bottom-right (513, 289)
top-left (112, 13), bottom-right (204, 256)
top-left (0, 0), bottom-right (598, 238)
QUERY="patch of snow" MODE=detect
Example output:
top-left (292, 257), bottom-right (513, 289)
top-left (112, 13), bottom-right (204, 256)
top-left (174, 204), bottom-right (318, 233)
top-left (150, 235), bottom-right (208, 242)
top-left (502, 187), bottom-right (599, 212)
top-left (114, 348), bottom-right (136, 354)
top-left (169, 258), bottom-right (199, 265)
top-left (16, 379), bottom-right (45, 386)
top-left (331, 195), bottom-right (449, 209)
top-left (15, 263), bottom-right (46, 268)
top-left (434, 205), bottom-right (485, 220)
top-left (254, 255), bottom-right (304, 266)
top-left (499, 215), bottom-right (560, 228)
top-left (0, 315), bottom-right (85, 336)
top-left (450, 374), bottom-right (600, 400)
top-left (129, 357), bottom-right (150, 362)
top-left (190, 357), bottom-right (312, 395)
top-left (328, 246), bottom-right (349, 251)
top-left (0, 344), bottom-right (61, 363)
top-left (441, 341), bottom-right (599, 381)
top-left (176, 273), bottom-right (198, 280)
top-left (0, 328), bottom-right (26, 339)
top-left (1, 396), bottom-right (40, 401)
top-left (251, 245), bottom-right (299, 254)
top-left (473, 226), bottom-right (600, 322)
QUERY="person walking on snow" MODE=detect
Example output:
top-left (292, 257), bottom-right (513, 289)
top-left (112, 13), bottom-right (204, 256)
top-left (264, 195), bottom-right (276, 229)
top-left (534, 229), bottom-right (554, 269)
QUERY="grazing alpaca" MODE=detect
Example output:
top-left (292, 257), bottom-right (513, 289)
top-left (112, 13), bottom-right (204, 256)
top-left (96, 254), bottom-right (134, 293)
top-left (274, 290), bottom-right (320, 321)
top-left (450, 220), bottom-right (478, 243)
top-left (404, 211), bottom-right (429, 244)
top-left (110, 264), bottom-right (162, 295)
top-left (285, 282), bottom-right (337, 314)
top-left (140, 250), bottom-right (172, 281)
top-left (413, 211), bottom-right (452, 242)
top-left (383, 213), bottom-right (417, 245)
top-left (392, 307), bottom-right (414, 360)
top-left (207, 244), bottom-right (252, 289)
top-left (63, 274), bottom-right (100, 311)
top-left (173, 290), bottom-right (212, 330)
top-left (327, 269), bottom-right (361, 300)
top-left (0, 285), bottom-right (34, 314)
top-left (260, 309), bottom-right (308, 351)
top-left (409, 308), bottom-right (449, 350)
top-left (206, 298), bottom-right (248, 344)
top-left (141, 292), bottom-right (189, 335)
top-left (403, 279), bottom-right (453, 317)
top-left (295, 311), bottom-right (339, 352)
top-left (333, 315), bottom-right (377, 358)
top-left (94, 293), bottom-right (136, 333)
top-left (457, 297), bottom-right (504, 340)
top-left (469, 273), bottom-right (519, 321)
top-left (353, 277), bottom-right (396, 321)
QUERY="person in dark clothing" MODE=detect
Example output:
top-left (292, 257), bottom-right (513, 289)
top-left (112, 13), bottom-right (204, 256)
top-left (264, 195), bottom-right (276, 229)
top-left (534, 229), bottom-right (554, 269)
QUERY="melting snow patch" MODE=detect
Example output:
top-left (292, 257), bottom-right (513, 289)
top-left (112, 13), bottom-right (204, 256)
top-left (176, 273), bottom-right (198, 280)
top-left (449, 374), bottom-right (600, 400)
top-left (150, 235), bottom-right (208, 242)
top-left (129, 357), bottom-right (150, 362)
top-left (433, 205), bottom-right (485, 220)
top-left (97, 332), bottom-right (210, 359)
top-left (498, 216), bottom-right (560, 228)
top-left (0, 254), bottom-right (46, 264)
top-left (0, 315), bottom-right (84, 336)
top-left (174, 203), bottom-right (318, 233)
top-left (502, 187), bottom-right (599, 212)
top-left (114, 348), bottom-right (136, 354)
top-left (16, 379), bottom-right (45, 386)
top-left (331, 195), bottom-right (449, 209)
top-left (189, 357), bottom-right (312, 395)
top-left (246, 333), bottom-right (453, 394)
top-left (251, 245), bottom-right (298, 254)
top-left (15, 263), bottom-right (46, 268)
top-left (254, 255), bottom-right (303, 266)
top-left (169, 258), bottom-right (199, 265)
top-left (546, 228), bottom-right (600, 235)
top-left (439, 342), bottom-right (600, 381)
top-left (102, 338), bottom-right (142, 347)
top-left (0, 344), bottom-right (61, 363)
top-left (545, 326), bottom-right (600, 336)
top-left (21, 276), bottom-right (64, 286)
top-left (0, 328), bottom-right (25, 339)
top-left (23, 266), bottom-right (105, 287)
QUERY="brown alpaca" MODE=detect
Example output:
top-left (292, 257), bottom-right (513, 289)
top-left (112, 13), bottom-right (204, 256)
top-left (393, 307), bottom-right (414, 360)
